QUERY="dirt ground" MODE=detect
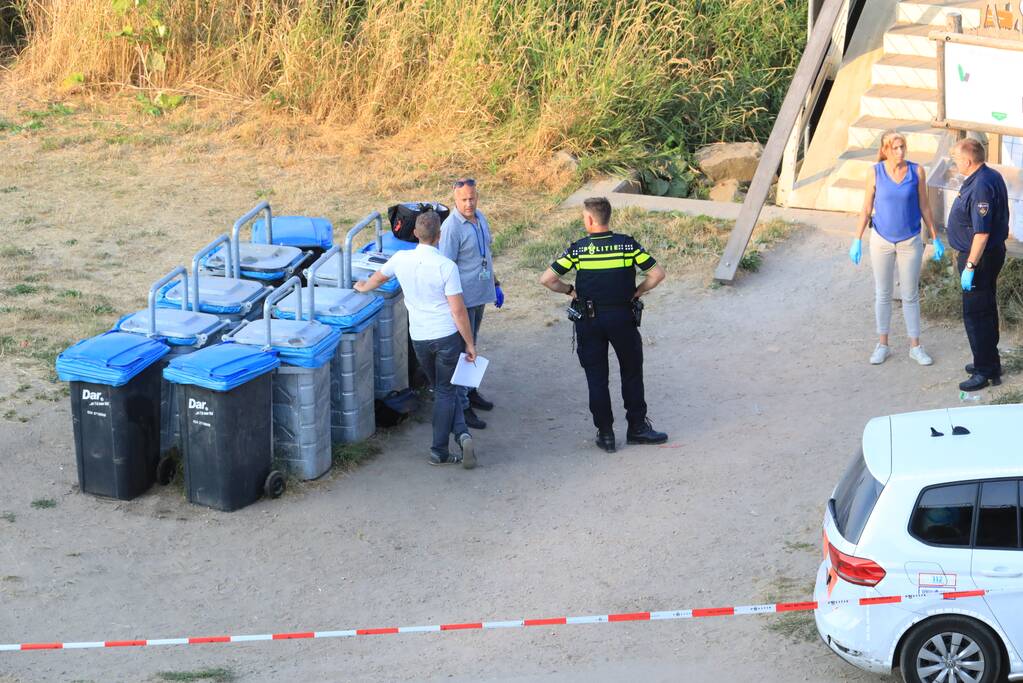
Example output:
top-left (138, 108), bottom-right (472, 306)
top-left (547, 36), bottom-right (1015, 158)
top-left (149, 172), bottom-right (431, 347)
top-left (2, 115), bottom-right (1020, 683)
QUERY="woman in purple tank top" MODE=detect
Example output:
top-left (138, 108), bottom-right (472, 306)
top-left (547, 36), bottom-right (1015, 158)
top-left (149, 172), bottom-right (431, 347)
top-left (849, 131), bottom-right (942, 367)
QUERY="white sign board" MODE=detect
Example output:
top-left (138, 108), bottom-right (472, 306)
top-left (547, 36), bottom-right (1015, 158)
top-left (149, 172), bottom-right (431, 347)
top-left (944, 41), bottom-right (1023, 133)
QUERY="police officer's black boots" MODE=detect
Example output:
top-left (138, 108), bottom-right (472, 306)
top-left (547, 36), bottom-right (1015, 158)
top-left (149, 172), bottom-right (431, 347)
top-left (468, 389), bottom-right (493, 411)
top-left (464, 407), bottom-right (487, 429)
top-left (596, 429), bottom-right (616, 453)
top-left (626, 418), bottom-right (668, 445)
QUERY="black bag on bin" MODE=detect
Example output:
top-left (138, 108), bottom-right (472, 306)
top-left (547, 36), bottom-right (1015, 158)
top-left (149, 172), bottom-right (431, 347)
top-left (387, 202), bottom-right (450, 243)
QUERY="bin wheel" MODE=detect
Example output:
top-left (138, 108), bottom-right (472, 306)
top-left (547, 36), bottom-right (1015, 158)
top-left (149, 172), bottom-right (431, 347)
top-left (265, 471), bottom-right (285, 499)
top-left (156, 457), bottom-right (177, 485)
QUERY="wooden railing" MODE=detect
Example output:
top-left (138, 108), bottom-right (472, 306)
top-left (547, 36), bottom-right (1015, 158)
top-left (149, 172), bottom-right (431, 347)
top-left (714, 0), bottom-right (852, 283)
top-left (776, 0), bottom-right (852, 208)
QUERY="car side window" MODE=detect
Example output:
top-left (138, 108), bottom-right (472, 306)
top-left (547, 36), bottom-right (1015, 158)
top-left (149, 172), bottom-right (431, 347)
top-left (976, 480), bottom-right (1020, 549)
top-left (910, 483), bottom-right (978, 547)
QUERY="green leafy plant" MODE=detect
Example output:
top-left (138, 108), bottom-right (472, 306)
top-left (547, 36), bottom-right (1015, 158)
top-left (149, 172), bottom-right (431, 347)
top-left (134, 91), bottom-right (183, 116)
top-left (111, 0), bottom-right (172, 87)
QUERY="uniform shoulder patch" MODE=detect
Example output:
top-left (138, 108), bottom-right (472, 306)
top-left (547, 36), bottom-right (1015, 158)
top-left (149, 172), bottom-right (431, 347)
top-left (977, 202), bottom-right (989, 217)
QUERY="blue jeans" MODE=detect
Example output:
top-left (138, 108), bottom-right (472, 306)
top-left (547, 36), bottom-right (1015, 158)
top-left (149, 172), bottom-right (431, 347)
top-left (412, 332), bottom-right (468, 457)
top-left (458, 305), bottom-right (485, 410)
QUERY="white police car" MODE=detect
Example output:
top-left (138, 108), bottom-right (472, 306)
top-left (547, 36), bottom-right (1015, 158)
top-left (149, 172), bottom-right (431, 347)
top-left (815, 405), bottom-right (1023, 683)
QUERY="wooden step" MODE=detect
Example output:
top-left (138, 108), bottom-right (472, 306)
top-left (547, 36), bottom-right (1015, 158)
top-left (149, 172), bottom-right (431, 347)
top-left (833, 146), bottom-right (934, 183)
top-left (872, 53), bottom-right (937, 90)
top-left (884, 23), bottom-right (938, 58)
top-left (847, 115), bottom-right (945, 153)
top-left (861, 84), bottom-right (939, 121)
top-left (826, 178), bottom-right (868, 214)
top-left (897, 0), bottom-right (982, 28)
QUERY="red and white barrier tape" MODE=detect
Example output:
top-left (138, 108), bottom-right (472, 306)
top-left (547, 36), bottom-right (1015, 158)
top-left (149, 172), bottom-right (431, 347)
top-left (0, 588), bottom-right (990, 653)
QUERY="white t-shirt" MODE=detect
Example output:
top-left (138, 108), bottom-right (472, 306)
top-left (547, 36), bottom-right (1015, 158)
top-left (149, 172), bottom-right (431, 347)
top-left (379, 244), bottom-right (463, 341)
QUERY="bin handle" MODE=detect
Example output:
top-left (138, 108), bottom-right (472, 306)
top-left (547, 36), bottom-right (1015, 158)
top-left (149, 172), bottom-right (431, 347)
top-left (343, 211), bottom-right (382, 289)
top-left (232, 201), bottom-right (272, 279)
top-left (148, 266), bottom-right (189, 336)
top-left (191, 234), bottom-right (233, 313)
top-left (262, 276), bottom-right (303, 350)
top-left (305, 244), bottom-right (343, 320)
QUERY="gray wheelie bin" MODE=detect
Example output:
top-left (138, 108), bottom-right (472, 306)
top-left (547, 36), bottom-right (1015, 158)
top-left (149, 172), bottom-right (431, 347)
top-left (200, 202), bottom-right (313, 286)
top-left (273, 244), bottom-right (383, 443)
top-left (227, 277), bottom-right (340, 480)
top-left (114, 266), bottom-right (229, 480)
top-left (312, 212), bottom-right (409, 399)
top-left (157, 234), bottom-right (272, 324)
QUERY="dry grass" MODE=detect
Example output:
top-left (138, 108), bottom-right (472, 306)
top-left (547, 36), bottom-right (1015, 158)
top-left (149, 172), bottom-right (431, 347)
top-left (3, 0), bottom-right (806, 172)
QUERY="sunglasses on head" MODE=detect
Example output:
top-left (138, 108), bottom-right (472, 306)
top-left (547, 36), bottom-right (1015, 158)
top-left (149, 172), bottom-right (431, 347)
top-left (453, 178), bottom-right (476, 189)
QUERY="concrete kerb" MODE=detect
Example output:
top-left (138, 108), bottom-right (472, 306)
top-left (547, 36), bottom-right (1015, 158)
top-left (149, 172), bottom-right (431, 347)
top-left (561, 177), bottom-right (858, 238)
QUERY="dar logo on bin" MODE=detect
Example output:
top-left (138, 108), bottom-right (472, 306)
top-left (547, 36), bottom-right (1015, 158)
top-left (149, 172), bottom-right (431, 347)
top-left (81, 389), bottom-right (103, 401)
top-left (188, 398), bottom-right (208, 411)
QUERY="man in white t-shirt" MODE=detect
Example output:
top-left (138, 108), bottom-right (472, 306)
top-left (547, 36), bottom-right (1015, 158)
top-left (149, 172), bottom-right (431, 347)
top-left (355, 211), bottom-right (478, 468)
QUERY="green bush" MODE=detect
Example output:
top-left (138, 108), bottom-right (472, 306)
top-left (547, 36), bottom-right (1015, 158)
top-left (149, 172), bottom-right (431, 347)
top-left (921, 252), bottom-right (1023, 329)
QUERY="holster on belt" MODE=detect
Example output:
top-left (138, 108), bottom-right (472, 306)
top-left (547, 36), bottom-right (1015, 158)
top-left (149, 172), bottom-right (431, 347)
top-left (632, 298), bottom-right (644, 327)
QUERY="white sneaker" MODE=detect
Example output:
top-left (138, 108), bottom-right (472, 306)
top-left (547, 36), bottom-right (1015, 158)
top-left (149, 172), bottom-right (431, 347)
top-left (909, 345), bottom-right (933, 366)
top-left (870, 344), bottom-right (890, 365)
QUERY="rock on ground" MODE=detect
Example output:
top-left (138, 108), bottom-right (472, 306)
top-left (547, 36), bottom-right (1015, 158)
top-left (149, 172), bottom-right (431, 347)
top-left (695, 142), bottom-right (764, 182)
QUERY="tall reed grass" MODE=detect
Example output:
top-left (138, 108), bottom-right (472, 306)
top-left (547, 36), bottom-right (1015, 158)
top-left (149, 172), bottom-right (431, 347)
top-left (6, 0), bottom-right (806, 167)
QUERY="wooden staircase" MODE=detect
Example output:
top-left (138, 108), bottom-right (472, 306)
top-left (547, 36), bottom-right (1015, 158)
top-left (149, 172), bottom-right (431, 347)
top-left (812, 0), bottom-right (983, 212)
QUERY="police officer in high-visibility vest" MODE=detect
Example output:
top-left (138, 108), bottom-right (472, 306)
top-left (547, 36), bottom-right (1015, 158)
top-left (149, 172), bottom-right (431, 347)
top-left (947, 138), bottom-right (1010, 392)
top-left (539, 197), bottom-right (668, 452)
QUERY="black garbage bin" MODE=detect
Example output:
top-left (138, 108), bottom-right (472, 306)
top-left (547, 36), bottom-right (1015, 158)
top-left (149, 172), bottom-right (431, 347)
top-left (163, 342), bottom-right (283, 512)
top-left (56, 331), bottom-right (171, 500)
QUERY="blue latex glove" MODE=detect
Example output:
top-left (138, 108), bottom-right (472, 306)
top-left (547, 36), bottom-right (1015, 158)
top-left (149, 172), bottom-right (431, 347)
top-left (932, 237), bottom-right (945, 262)
top-left (494, 284), bottom-right (504, 308)
top-left (961, 268), bottom-right (974, 291)
top-left (849, 238), bottom-right (862, 265)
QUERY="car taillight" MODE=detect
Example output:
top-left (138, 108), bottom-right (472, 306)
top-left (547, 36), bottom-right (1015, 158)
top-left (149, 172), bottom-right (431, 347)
top-left (828, 543), bottom-right (886, 587)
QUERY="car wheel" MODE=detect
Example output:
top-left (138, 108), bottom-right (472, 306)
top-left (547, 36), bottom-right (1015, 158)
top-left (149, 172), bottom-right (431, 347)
top-left (900, 615), bottom-right (1001, 683)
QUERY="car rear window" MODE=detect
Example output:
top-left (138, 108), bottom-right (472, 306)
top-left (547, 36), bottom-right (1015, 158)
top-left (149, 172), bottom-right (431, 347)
top-left (831, 450), bottom-right (884, 545)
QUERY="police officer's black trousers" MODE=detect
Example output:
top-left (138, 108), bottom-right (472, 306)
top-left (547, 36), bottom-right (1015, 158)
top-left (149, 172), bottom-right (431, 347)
top-left (958, 246), bottom-right (1005, 377)
top-left (575, 308), bottom-right (647, 432)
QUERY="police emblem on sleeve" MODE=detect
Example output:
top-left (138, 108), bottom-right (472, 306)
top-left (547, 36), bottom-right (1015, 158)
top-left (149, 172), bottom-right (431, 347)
top-left (978, 202), bottom-right (990, 217)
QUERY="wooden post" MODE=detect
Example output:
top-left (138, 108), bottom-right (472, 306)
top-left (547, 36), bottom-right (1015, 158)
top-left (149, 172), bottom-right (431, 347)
top-left (946, 12), bottom-right (965, 142)
top-left (713, 0), bottom-right (846, 283)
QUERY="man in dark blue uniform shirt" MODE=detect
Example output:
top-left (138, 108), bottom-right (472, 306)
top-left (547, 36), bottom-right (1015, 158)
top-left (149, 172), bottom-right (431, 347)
top-left (946, 138), bottom-right (1010, 391)
top-left (539, 197), bottom-right (668, 453)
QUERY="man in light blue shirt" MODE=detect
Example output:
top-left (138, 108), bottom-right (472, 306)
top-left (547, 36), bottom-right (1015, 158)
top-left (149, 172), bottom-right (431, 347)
top-left (439, 178), bottom-right (501, 429)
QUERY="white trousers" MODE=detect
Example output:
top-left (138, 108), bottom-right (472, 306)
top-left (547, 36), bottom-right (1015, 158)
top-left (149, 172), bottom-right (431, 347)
top-left (869, 230), bottom-right (923, 339)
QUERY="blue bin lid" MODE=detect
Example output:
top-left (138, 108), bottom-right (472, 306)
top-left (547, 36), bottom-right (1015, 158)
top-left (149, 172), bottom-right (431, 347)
top-left (56, 331), bottom-right (170, 387)
top-left (272, 286), bottom-right (383, 332)
top-left (229, 318), bottom-right (340, 368)
top-left (157, 276), bottom-right (270, 315)
top-left (202, 243), bottom-right (306, 277)
top-left (360, 232), bottom-right (417, 256)
top-left (163, 342), bottom-right (280, 391)
top-left (253, 216), bottom-right (333, 250)
top-left (312, 251), bottom-right (400, 295)
top-left (114, 309), bottom-right (228, 348)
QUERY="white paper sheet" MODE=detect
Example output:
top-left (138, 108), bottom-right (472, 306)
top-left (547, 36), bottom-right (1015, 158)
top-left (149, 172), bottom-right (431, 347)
top-left (451, 353), bottom-right (489, 388)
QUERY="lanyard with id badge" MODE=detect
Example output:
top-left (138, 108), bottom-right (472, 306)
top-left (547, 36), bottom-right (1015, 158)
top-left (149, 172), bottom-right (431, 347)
top-left (473, 220), bottom-right (491, 281)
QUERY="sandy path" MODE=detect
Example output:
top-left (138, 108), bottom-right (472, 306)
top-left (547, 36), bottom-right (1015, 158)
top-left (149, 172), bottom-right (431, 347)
top-left (2, 204), bottom-right (998, 681)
